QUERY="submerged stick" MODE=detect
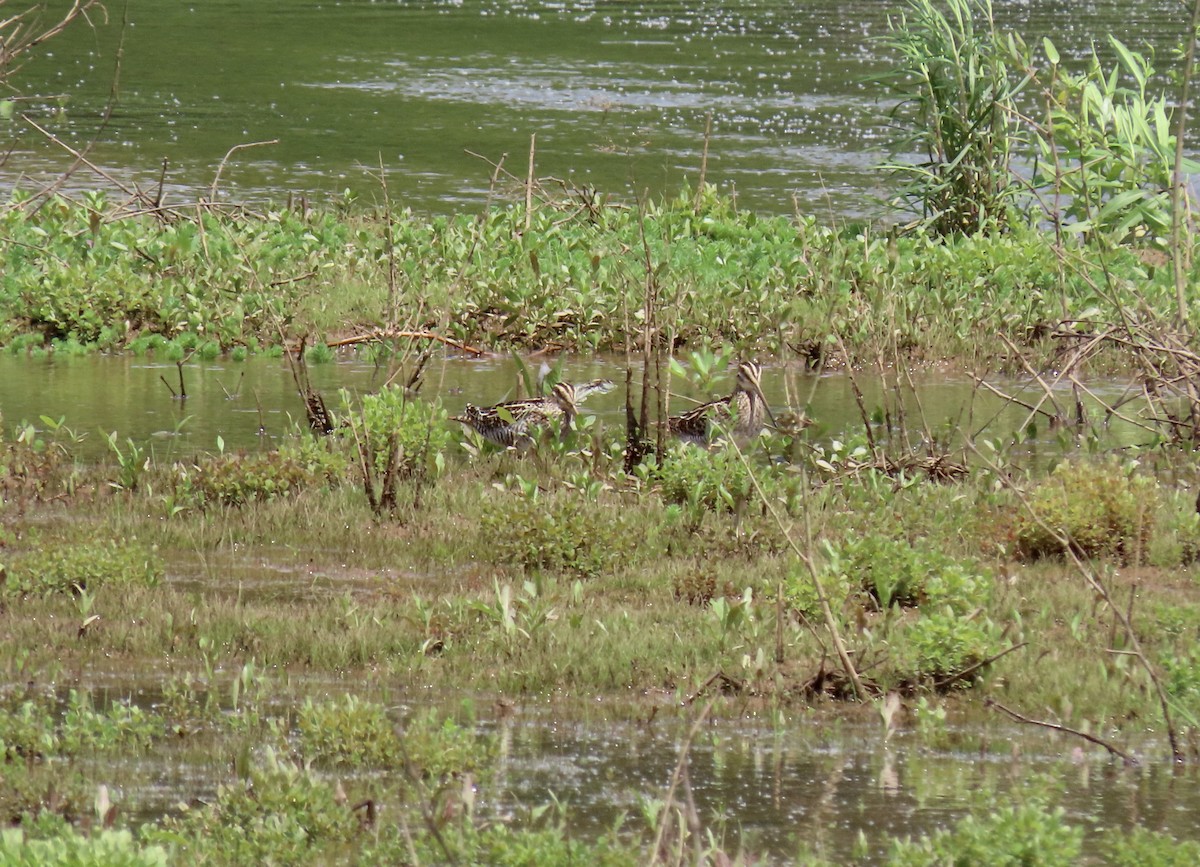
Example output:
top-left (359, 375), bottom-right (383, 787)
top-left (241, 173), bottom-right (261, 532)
top-left (209, 140), bottom-right (279, 201)
top-left (985, 698), bottom-right (1138, 766)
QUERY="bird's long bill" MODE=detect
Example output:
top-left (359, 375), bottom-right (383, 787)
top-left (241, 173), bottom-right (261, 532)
top-left (752, 380), bottom-right (779, 430)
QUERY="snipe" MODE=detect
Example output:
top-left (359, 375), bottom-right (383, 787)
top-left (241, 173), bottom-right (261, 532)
top-left (452, 381), bottom-right (579, 449)
top-left (669, 361), bottom-right (776, 445)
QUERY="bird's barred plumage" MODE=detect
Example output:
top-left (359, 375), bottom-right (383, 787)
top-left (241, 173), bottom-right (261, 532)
top-left (668, 361), bottom-right (775, 445)
top-left (452, 381), bottom-right (581, 448)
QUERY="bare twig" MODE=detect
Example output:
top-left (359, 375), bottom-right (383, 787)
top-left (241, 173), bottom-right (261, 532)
top-left (986, 698), bottom-right (1138, 765)
top-left (326, 329), bottom-right (485, 357)
top-left (208, 140), bottom-right (279, 201)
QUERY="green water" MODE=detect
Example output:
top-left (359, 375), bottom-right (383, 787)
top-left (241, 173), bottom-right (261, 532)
top-left (0, 352), bottom-right (1157, 461)
top-left (4, 0), bottom-right (1189, 216)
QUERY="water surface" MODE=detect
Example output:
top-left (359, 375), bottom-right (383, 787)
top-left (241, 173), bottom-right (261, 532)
top-left (0, 352), bottom-right (1155, 460)
top-left (4, 0), bottom-right (1191, 217)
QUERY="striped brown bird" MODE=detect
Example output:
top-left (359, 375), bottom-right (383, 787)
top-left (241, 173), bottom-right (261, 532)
top-left (669, 361), bottom-right (776, 445)
top-left (452, 381), bottom-right (579, 449)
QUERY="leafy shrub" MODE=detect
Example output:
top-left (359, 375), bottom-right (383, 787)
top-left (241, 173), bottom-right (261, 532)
top-left (653, 443), bottom-right (754, 514)
top-left (1149, 493), bottom-right (1200, 567)
top-left (480, 493), bottom-right (634, 579)
top-left (899, 607), bottom-right (999, 686)
top-left (297, 698), bottom-right (486, 782)
top-left (832, 534), bottom-right (991, 611)
top-left (0, 766), bottom-right (94, 828)
top-left (400, 708), bottom-right (491, 783)
top-left (337, 387), bottom-right (449, 482)
top-left (297, 695), bottom-right (401, 768)
top-left (1161, 646), bottom-right (1200, 704)
top-left (1104, 827), bottom-right (1200, 867)
top-left (1025, 36), bottom-right (1195, 243)
top-left (1014, 459), bottom-right (1158, 564)
top-left (145, 748), bottom-right (358, 864)
top-left (0, 691), bottom-right (158, 761)
top-left (185, 438), bottom-right (346, 508)
top-left (887, 798), bottom-right (1082, 866)
top-left (783, 562), bottom-right (851, 621)
top-left (0, 827), bottom-right (168, 867)
top-left (6, 539), bottom-right (161, 597)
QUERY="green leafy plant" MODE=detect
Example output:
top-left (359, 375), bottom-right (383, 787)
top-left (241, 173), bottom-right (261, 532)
top-left (877, 0), bottom-right (1025, 234)
top-left (337, 387), bottom-right (449, 515)
top-left (479, 492), bottom-right (634, 578)
top-left (652, 443), bottom-right (755, 518)
top-left (888, 797), bottom-right (1083, 865)
top-left (185, 438), bottom-right (345, 508)
top-left (6, 539), bottom-right (161, 597)
top-left (0, 827), bottom-right (169, 867)
top-left (899, 606), bottom-right (999, 686)
top-left (1103, 827), bottom-right (1200, 867)
top-left (833, 534), bottom-right (992, 611)
top-left (1023, 35), bottom-right (1200, 242)
top-left (1014, 458), bottom-right (1158, 564)
top-left (297, 695), bottom-right (402, 768)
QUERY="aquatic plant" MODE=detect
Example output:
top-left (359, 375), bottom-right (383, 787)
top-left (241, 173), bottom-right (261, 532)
top-left (0, 185), bottom-right (1192, 364)
top-left (878, 0), bottom-right (1024, 234)
top-left (1103, 827), bottom-right (1200, 866)
top-left (0, 690), bottom-right (158, 761)
top-left (479, 490), bottom-right (636, 579)
top-left (336, 387), bottom-right (449, 515)
top-left (1013, 458), bottom-right (1158, 564)
top-left (297, 695), bottom-right (402, 768)
top-left (887, 797), bottom-right (1083, 865)
top-left (1019, 35), bottom-right (1198, 243)
top-left (898, 606), bottom-right (1000, 687)
top-left (5, 538), bottom-right (161, 597)
top-left (832, 534), bottom-right (991, 612)
top-left (184, 439), bottom-right (346, 509)
top-left (145, 748), bottom-right (361, 864)
top-left (0, 827), bottom-right (169, 867)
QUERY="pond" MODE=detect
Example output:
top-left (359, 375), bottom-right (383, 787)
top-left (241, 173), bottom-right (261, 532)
top-left (5, 0), bottom-right (1192, 218)
top-left (64, 681), bottom-right (1200, 864)
top-left (0, 351), bottom-right (1155, 461)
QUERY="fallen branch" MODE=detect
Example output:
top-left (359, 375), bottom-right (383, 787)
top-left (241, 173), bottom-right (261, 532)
top-left (681, 670), bottom-right (743, 706)
top-left (209, 140), bottom-right (279, 201)
top-left (933, 641), bottom-right (1027, 691)
top-left (326, 329), bottom-right (486, 357)
top-left (985, 698), bottom-right (1138, 766)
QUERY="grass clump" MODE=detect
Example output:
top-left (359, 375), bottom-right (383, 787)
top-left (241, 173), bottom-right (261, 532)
top-left (0, 827), bottom-right (169, 867)
top-left (479, 490), bottom-right (637, 579)
top-left (5, 538), bottom-right (161, 597)
top-left (887, 798), bottom-right (1082, 866)
top-left (183, 439), bottom-right (347, 508)
top-left (1013, 458), bottom-right (1158, 564)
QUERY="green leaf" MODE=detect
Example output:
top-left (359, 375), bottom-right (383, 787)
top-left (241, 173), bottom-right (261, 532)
top-left (1042, 38), bottom-right (1059, 66)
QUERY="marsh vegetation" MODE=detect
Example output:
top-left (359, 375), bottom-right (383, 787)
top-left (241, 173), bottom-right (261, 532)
top-left (4, 0), bottom-right (1200, 863)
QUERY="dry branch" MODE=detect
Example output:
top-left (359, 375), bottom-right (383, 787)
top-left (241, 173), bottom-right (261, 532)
top-left (326, 329), bottom-right (486, 357)
top-left (986, 698), bottom-right (1138, 765)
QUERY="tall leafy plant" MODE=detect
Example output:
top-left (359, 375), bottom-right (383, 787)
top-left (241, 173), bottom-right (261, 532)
top-left (1025, 35), bottom-right (1199, 243)
top-left (878, 0), bottom-right (1027, 235)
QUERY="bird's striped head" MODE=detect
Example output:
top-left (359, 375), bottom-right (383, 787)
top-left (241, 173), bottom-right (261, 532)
top-left (735, 360), bottom-right (763, 393)
top-left (549, 381), bottom-right (578, 412)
